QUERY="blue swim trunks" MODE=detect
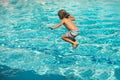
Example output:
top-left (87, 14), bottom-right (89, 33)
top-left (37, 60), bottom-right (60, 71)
top-left (66, 30), bottom-right (80, 39)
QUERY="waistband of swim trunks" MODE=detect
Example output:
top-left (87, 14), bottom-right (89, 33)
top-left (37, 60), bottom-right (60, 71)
top-left (71, 29), bottom-right (79, 31)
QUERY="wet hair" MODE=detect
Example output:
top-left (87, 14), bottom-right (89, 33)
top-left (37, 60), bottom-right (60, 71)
top-left (58, 9), bottom-right (70, 19)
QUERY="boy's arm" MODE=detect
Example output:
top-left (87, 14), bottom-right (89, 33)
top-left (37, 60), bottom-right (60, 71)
top-left (69, 14), bottom-right (75, 21)
top-left (50, 20), bottom-right (64, 30)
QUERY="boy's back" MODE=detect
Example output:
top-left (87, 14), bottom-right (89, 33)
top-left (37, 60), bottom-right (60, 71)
top-left (62, 17), bottom-right (79, 31)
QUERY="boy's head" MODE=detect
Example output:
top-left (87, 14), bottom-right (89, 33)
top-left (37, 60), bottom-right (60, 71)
top-left (58, 9), bottom-right (69, 19)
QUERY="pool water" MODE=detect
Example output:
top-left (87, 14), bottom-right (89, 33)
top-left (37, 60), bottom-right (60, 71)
top-left (0, 0), bottom-right (120, 80)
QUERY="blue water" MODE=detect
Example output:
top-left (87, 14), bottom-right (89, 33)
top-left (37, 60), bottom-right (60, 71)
top-left (0, 0), bottom-right (120, 80)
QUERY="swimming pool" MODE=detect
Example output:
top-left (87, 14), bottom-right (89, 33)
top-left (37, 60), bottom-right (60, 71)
top-left (0, 0), bottom-right (120, 80)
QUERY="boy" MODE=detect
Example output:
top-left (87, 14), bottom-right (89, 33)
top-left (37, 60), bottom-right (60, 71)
top-left (49, 9), bottom-right (79, 48)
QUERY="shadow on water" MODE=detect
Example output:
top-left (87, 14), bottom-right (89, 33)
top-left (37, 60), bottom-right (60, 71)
top-left (0, 64), bottom-right (67, 80)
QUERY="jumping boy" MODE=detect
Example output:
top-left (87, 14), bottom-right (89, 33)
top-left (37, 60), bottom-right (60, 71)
top-left (49, 9), bottom-right (79, 48)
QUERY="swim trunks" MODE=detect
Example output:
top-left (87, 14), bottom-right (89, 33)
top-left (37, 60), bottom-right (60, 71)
top-left (66, 30), bottom-right (79, 39)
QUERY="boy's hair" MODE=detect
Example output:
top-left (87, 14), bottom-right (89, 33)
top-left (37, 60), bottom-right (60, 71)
top-left (58, 9), bottom-right (70, 19)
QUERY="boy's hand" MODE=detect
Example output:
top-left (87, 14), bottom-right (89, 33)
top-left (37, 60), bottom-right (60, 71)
top-left (49, 27), bottom-right (54, 30)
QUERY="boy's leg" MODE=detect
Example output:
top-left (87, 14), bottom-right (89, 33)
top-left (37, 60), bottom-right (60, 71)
top-left (62, 34), bottom-right (79, 48)
top-left (68, 37), bottom-right (76, 42)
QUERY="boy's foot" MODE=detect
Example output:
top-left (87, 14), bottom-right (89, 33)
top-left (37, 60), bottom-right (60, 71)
top-left (72, 42), bottom-right (79, 48)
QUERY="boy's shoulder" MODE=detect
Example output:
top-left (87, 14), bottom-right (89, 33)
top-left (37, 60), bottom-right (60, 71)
top-left (61, 18), bottom-right (65, 22)
top-left (62, 18), bottom-right (69, 22)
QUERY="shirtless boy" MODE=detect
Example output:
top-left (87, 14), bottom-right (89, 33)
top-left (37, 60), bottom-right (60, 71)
top-left (49, 9), bottom-right (79, 48)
